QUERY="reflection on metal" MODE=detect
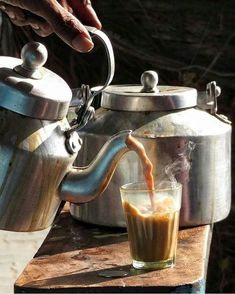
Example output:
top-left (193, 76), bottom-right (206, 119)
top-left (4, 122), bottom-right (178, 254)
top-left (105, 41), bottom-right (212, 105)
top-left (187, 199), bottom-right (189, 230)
top-left (71, 74), bottom-right (232, 228)
top-left (60, 130), bottom-right (131, 204)
top-left (0, 32), bottom-right (134, 232)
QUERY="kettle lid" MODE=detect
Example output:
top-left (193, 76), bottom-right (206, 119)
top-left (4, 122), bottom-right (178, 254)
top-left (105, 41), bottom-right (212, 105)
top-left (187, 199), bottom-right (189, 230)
top-left (101, 71), bottom-right (197, 111)
top-left (0, 42), bottom-right (72, 120)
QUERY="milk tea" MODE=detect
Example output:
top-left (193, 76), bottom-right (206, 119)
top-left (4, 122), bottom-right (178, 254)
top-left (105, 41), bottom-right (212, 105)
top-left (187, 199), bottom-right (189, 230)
top-left (123, 135), bottom-right (181, 269)
top-left (122, 195), bottom-right (180, 269)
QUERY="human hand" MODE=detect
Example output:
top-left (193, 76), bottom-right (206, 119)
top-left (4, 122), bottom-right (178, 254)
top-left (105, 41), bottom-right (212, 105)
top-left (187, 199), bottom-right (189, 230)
top-left (0, 0), bottom-right (101, 52)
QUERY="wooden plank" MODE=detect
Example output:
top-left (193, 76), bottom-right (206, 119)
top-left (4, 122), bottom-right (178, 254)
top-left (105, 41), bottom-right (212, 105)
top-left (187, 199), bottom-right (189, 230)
top-left (15, 211), bottom-right (212, 293)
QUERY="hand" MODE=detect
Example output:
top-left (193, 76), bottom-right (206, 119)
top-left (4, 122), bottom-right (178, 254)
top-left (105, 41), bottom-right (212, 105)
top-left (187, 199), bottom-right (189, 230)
top-left (0, 0), bottom-right (101, 52)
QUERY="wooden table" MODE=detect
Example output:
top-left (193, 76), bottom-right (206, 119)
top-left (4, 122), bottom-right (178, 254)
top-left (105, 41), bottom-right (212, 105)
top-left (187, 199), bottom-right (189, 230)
top-left (15, 210), bottom-right (212, 293)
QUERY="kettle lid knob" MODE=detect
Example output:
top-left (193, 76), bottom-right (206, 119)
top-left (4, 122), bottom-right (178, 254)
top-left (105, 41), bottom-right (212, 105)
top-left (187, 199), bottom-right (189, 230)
top-left (0, 41), bottom-right (72, 120)
top-left (140, 70), bottom-right (159, 93)
top-left (14, 42), bottom-right (48, 79)
top-left (101, 69), bottom-right (197, 111)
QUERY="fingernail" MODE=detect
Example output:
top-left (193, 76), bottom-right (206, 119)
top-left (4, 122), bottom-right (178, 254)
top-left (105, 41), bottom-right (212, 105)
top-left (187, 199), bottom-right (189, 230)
top-left (72, 35), bottom-right (94, 53)
top-left (8, 11), bottom-right (15, 19)
top-left (0, 5), bottom-right (6, 10)
top-left (31, 24), bottom-right (40, 30)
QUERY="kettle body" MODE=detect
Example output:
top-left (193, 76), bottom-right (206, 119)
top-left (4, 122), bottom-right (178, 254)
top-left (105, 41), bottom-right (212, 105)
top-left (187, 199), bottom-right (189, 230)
top-left (0, 38), bottom-right (134, 232)
top-left (0, 109), bottom-right (76, 231)
top-left (71, 73), bottom-right (231, 227)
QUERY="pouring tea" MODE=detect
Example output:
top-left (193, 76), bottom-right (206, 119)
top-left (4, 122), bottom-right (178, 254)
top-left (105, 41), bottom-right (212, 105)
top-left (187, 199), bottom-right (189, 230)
top-left (72, 70), bottom-right (231, 228)
top-left (0, 24), bottom-right (154, 232)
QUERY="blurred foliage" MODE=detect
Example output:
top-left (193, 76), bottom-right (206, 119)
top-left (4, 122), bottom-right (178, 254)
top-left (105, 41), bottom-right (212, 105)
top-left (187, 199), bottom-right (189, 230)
top-left (0, 0), bottom-right (235, 292)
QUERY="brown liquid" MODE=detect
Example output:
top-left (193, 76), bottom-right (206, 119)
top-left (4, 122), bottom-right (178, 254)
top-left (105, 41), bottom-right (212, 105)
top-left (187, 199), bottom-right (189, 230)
top-left (123, 199), bottom-right (179, 263)
top-left (126, 135), bottom-right (155, 207)
top-left (125, 135), bottom-right (179, 264)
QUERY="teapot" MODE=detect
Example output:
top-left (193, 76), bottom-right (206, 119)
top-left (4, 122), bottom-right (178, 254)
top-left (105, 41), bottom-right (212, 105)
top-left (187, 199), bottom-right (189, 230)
top-left (72, 71), bottom-right (232, 228)
top-left (0, 27), bottom-right (133, 232)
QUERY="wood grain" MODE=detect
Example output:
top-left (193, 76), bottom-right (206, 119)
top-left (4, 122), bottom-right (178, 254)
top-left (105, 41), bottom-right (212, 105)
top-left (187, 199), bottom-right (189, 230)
top-left (15, 211), bottom-right (212, 293)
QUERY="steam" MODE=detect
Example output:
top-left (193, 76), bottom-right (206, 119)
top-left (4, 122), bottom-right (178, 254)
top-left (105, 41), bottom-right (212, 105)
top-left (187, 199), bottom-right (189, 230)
top-left (163, 140), bottom-right (196, 188)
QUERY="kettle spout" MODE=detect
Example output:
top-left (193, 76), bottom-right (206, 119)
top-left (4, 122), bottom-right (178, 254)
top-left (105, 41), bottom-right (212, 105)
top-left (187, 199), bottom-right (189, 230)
top-left (59, 130), bottom-right (132, 203)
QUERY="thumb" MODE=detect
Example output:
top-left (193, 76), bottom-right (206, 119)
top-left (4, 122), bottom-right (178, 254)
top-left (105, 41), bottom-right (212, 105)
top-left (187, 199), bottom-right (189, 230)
top-left (0, 0), bottom-right (94, 52)
top-left (40, 0), bottom-right (94, 52)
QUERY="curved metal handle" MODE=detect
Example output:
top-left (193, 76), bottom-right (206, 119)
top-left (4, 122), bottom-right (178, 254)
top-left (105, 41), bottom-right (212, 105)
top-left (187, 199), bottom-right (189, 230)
top-left (206, 81), bottom-right (231, 124)
top-left (85, 26), bottom-right (115, 99)
top-left (66, 27), bottom-right (115, 134)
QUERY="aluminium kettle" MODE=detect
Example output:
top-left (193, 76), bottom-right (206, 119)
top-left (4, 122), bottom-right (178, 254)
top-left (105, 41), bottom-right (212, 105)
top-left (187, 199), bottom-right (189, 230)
top-left (0, 28), bottom-right (133, 232)
top-left (71, 70), bottom-right (232, 227)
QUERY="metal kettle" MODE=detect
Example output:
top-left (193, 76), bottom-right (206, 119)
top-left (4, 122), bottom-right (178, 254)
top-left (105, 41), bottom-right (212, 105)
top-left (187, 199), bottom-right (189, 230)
top-left (0, 29), bottom-right (134, 232)
top-left (72, 71), bottom-right (232, 227)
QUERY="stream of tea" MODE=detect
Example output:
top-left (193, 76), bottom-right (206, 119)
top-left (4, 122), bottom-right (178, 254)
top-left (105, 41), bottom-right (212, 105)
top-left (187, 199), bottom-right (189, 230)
top-left (126, 134), bottom-right (155, 208)
top-left (124, 134), bottom-right (180, 268)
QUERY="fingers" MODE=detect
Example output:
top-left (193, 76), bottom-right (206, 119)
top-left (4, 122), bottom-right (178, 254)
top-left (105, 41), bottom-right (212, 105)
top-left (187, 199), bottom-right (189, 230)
top-left (0, 2), bottom-right (53, 36)
top-left (26, 14), bottom-right (54, 37)
top-left (0, 2), bottom-right (26, 23)
top-left (39, 0), bottom-right (94, 52)
top-left (66, 0), bottom-right (102, 29)
top-left (0, 0), bottom-right (98, 52)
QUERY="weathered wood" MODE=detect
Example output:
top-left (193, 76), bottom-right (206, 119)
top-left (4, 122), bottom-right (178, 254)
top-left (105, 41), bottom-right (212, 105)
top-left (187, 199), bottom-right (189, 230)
top-left (15, 211), bottom-right (212, 293)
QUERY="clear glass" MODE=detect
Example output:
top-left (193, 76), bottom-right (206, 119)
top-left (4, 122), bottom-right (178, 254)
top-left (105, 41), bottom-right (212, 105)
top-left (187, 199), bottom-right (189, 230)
top-left (120, 181), bottom-right (182, 270)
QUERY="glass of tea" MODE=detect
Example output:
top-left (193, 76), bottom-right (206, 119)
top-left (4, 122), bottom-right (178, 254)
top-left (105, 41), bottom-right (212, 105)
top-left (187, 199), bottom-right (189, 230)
top-left (120, 181), bottom-right (182, 270)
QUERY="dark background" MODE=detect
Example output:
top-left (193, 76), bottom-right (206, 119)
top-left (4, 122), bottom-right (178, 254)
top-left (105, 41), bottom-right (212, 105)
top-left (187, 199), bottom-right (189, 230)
top-left (0, 0), bottom-right (235, 292)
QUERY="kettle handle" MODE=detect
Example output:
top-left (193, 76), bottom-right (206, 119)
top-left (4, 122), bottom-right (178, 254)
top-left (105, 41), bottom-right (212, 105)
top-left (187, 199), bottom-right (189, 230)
top-left (85, 26), bottom-right (115, 97)
top-left (68, 26), bottom-right (115, 131)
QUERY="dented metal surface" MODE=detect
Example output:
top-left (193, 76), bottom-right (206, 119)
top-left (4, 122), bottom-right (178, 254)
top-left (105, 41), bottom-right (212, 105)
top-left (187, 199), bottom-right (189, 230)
top-left (71, 72), bottom-right (231, 228)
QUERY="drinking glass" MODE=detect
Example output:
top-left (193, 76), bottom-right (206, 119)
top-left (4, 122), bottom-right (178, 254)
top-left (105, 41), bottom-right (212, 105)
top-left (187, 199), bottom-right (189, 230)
top-left (120, 181), bottom-right (182, 270)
